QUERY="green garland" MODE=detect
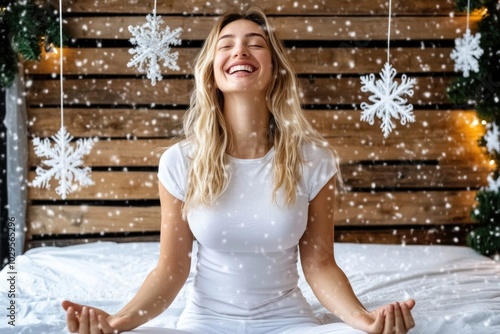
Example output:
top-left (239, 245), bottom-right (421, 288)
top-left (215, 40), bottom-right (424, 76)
top-left (448, 0), bottom-right (500, 256)
top-left (0, 0), bottom-right (65, 88)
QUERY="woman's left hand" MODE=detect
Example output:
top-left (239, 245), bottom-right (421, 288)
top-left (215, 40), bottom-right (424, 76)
top-left (357, 299), bottom-right (416, 334)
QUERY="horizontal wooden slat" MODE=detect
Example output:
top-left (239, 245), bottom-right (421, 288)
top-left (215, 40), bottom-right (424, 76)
top-left (61, 16), bottom-right (479, 41)
top-left (26, 236), bottom-right (161, 249)
top-left (27, 165), bottom-right (489, 201)
top-left (26, 77), bottom-right (453, 106)
top-left (26, 190), bottom-right (478, 238)
top-left (337, 191), bottom-right (477, 225)
top-left (28, 139), bottom-right (174, 167)
top-left (28, 205), bottom-right (160, 237)
top-left (25, 47), bottom-right (456, 75)
top-left (25, 224), bottom-right (474, 249)
top-left (334, 225), bottom-right (474, 245)
top-left (28, 108), bottom-right (185, 138)
top-left (54, 0), bottom-right (459, 16)
top-left (27, 110), bottom-right (487, 164)
top-left (344, 164), bottom-right (489, 189)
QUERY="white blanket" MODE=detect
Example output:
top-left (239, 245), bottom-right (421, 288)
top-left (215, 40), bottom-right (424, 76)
top-left (1, 242), bottom-right (499, 333)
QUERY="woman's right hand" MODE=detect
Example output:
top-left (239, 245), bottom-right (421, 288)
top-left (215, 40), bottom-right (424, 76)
top-left (62, 300), bottom-right (132, 334)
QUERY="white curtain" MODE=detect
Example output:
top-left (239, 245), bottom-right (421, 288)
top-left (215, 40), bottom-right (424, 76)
top-left (4, 72), bottom-right (28, 255)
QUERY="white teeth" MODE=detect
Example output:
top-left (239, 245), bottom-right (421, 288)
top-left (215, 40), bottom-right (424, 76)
top-left (229, 65), bottom-right (254, 74)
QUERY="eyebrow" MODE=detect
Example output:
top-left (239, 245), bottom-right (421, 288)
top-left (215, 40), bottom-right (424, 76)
top-left (217, 32), bottom-right (266, 42)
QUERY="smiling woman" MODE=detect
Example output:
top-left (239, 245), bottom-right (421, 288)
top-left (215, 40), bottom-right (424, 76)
top-left (60, 6), bottom-right (415, 334)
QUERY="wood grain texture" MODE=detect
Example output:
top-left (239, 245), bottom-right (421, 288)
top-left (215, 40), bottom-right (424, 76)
top-left (53, 0), bottom-right (459, 15)
top-left (58, 16), bottom-right (479, 41)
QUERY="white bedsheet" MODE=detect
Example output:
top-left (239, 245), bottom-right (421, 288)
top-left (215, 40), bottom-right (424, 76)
top-left (1, 242), bottom-right (499, 334)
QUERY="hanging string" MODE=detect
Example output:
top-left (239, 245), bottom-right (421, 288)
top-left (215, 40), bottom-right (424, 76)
top-left (387, 0), bottom-right (392, 64)
top-left (153, 0), bottom-right (157, 17)
top-left (466, 0), bottom-right (470, 31)
top-left (59, 0), bottom-right (64, 128)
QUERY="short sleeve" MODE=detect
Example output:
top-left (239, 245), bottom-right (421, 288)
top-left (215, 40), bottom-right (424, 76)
top-left (302, 143), bottom-right (338, 201)
top-left (157, 142), bottom-right (189, 201)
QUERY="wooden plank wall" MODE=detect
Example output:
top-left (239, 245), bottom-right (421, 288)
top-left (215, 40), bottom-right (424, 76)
top-left (23, 0), bottom-right (491, 249)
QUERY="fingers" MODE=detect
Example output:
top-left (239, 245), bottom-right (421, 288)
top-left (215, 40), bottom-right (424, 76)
top-left (380, 302), bottom-right (415, 334)
top-left (383, 304), bottom-right (395, 334)
top-left (79, 307), bottom-right (89, 334)
top-left (371, 308), bottom-right (386, 333)
top-left (64, 301), bottom-right (87, 333)
top-left (89, 309), bottom-right (102, 334)
top-left (67, 306), bottom-right (79, 333)
top-left (401, 301), bottom-right (416, 330)
top-left (62, 300), bottom-right (82, 312)
top-left (403, 299), bottom-right (416, 310)
top-left (393, 303), bottom-right (405, 333)
top-left (81, 307), bottom-right (105, 334)
top-left (66, 306), bottom-right (105, 334)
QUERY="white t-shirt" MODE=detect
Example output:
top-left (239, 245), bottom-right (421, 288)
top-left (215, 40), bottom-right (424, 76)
top-left (158, 141), bottom-right (337, 318)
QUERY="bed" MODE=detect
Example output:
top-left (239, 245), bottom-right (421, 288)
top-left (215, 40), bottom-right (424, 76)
top-left (1, 241), bottom-right (499, 334)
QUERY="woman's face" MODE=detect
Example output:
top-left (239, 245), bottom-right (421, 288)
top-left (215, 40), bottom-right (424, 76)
top-left (213, 19), bottom-right (273, 97)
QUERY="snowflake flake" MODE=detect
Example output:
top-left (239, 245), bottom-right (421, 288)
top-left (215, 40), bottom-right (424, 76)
top-left (484, 123), bottom-right (500, 154)
top-left (450, 29), bottom-right (483, 78)
top-left (360, 62), bottom-right (417, 137)
top-left (128, 13), bottom-right (182, 85)
top-left (32, 126), bottom-right (97, 199)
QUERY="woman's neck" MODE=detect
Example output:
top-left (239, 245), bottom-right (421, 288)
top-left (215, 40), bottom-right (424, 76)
top-left (223, 94), bottom-right (272, 159)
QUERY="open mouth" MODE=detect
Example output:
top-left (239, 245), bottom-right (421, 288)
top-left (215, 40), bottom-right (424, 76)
top-left (228, 64), bottom-right (256, 74)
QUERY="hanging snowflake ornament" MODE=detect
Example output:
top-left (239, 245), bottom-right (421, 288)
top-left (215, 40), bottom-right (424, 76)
top-left (484, 122), bottom-right (500, 154)
top-left (31, 126), bottom-right (98, 199)
top-left (486, 174), bottom-right (500, 193)
top-left (450, 29), bottom-right (483, 78)
top-left (127, 12), bottom-right (182, 85)
top-left (360, 62), bottom-right (417, 137)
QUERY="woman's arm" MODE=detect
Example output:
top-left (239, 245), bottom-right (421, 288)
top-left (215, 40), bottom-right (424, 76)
top-left (299, 177), bottom-right (415, 333)
top-left (63, 183), bottom-right (194, 333)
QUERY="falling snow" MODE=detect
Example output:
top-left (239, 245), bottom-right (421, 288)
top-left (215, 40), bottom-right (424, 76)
top-left (360, 62), bottom-right (417, 138)
top-left (450, 29), bottom-right (483, 78)
top-left (31, 126), bottom-right (98, 199)
top-left (128, 13), bottom-right (182, 85)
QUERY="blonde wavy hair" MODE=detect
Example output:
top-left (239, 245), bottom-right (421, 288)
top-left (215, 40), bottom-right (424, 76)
top-left (182, 7), bottom-right (342, 216)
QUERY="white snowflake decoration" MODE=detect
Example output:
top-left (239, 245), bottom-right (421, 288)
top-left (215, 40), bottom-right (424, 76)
top-left (450, 29), bottom-right (483, 78)
top-left (486, 174), bottom-right (500, 192)
top-left (360, 62), bottom-right (417, 137)
top-left (484, 123), bottom-right (500, 154)
top-left (128, 12), bottom-right (182, 85)
top-left (32, 126), bottom-right (98, 199)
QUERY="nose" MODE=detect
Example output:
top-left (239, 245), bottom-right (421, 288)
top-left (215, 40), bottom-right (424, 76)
top-left (232, 43), bottom-right (248, 58)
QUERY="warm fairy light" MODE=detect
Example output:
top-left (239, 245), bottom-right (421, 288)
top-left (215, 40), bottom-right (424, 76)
top-left (490, 160), bottom-right (498, 171)
top-left (44, 43), bottom-right (55, 53)
top-left (481, 120), bottom-right (487, 125)
top-left (41, 36), bottom-right (57, 54)
top-left (471, 119), bottom-right (480, 127)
